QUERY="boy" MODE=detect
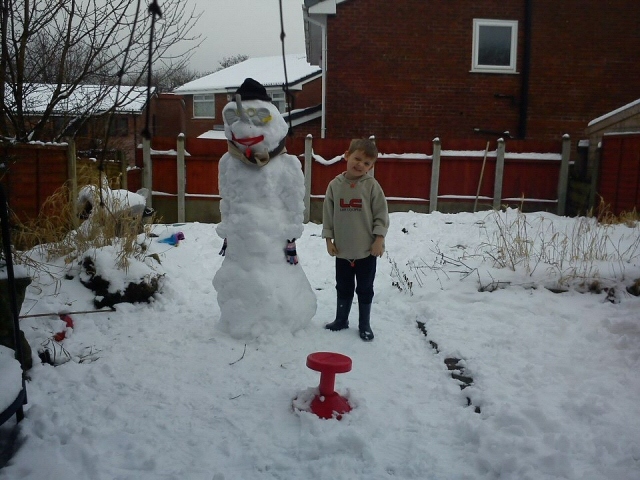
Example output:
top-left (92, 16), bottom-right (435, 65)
top-left (322, 138), bottom-right (389, 341)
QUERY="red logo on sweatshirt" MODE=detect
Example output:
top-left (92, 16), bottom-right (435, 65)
top-left (340, 198), bottom-right (362, 209)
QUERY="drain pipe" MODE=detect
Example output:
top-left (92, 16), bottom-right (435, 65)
top-left (518, 0), bottom-right (532, 139)
top-left (303, 11), bottom-right (327, 138)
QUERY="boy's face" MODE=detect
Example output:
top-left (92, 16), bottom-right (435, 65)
top-left (344, 149), bottom-right (375, 179)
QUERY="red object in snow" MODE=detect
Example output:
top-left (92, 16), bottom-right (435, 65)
top-left (306, 352), bottom-right (352, 419)
top-left (53, 314), bottom-right (74, 342)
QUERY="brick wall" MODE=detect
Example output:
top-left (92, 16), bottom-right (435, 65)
top-left (323, 0), bottom-right (640, 156)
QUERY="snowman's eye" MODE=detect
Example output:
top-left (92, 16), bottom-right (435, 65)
top-left (223, 106), bottom-right (273, 126)
top-left (223, 108), bottom-right (238, 125)
top-left (254, 108), bottom-right (272, 123)
top-left (246, 108), bottom-right (272, 125)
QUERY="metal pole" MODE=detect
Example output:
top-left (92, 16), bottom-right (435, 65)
top-left (177, 133), bottom-right (186, 223)
top-left (429, 138), bottom-right (441, 213)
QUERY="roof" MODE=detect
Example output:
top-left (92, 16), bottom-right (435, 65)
top-left (587, 98), bottom-right (640, 127)
top-left (304, 0), bottom-right (350, 14)
top-left (6, 83), bottom-right (153, 115)
top-left (173, 54), bottom-right (321, 95)
top-left (585, 98), bottom-right (640, 137)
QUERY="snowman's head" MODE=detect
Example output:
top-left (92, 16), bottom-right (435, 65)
top-left (223, 78), bottom-right (288, 165)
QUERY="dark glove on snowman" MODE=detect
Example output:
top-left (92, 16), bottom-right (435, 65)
top-left (285, 239), bottom-right (298, 265)
top-left (219, 238), bottom-right (227, 256)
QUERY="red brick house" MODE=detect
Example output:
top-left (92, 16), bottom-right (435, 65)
top-left (168, 54), bottom-right (322, 140)
top-left (303, 0), bottom-right (640, 179)
top-left (7, 83), bottom-right (153, 166)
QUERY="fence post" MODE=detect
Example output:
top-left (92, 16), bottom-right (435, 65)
top-left (369, 135), bottom-right (376, 178)
top-left (118, 150), bottom-right (127, 190)
top-left (177, 134), bottom-right (186, 223)
top-left (429, 137), bottom-right (441, 213)
top-left (142, 136), bottom-right (152, 209)
top-left (304, 134), bottom-right (313, 223)
top-left (493, 138), bottom-right (506, 210)
top-left (66, 138), bottom-right (78, 227)
top-left (557, 134), bottom-right (571, 216)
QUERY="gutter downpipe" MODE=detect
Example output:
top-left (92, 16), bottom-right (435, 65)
top-left (518, 0), bottom-right (532, 139)
top-left (303, 11), bottom-right (327, 138)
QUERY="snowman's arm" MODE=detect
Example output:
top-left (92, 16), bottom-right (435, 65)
top-left (279, 155), bottom-right (306, 240)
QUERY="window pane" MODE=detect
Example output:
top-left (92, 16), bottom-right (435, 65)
top-left (194, 94), bottom-right (215, 118)
top-left (478, 25), bottom-right (512, 67)
top-left (270, 92), bottom-right (286, 113)
top-left (109, 117), bottom-right (128, 137)
top-left (194, 101), bottom-right (214, 117)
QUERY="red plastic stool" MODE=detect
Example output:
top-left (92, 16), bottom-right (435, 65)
top-left (306, 352), bottom-right (352, 419)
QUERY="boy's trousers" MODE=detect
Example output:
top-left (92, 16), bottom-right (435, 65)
top-left (335, 255), bottom-right (377, 304)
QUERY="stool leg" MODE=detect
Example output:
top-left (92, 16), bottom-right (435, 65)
top-left (318, 372), bottom-right (336, 396)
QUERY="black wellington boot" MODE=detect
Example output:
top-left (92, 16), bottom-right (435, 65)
top-left (325, 297), bottom-right (352, 331)
top-left (358, 303), bottom-right (374, 341)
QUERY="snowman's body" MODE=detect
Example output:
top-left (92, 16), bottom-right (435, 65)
top-left (213, 79), bottom-right (316, 338)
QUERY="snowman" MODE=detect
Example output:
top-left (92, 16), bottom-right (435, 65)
top-left (213, 78), bottom-right (317, 339)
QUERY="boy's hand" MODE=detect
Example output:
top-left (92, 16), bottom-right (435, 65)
top-left (326, 238), bottom-right (338, 256)
top-left (370, 235), bottom-right (385, 257)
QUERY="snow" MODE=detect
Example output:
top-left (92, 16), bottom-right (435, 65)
top-left (5, 83), bottom-right (151, 115)
top-left (214, 100), bottom-right (317, 336)
top-left (1, 208), bottom-right (639, 479)
top-left (197, 130), bottom-right (227, 140)
top-left (0, 347), bottom-right (22, 413)
top-left (173, 54), bottom-right (321, 95)
top-left (587, 98), bottom-right (640, 127)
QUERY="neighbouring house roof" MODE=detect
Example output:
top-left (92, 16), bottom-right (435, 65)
top-left (173, 54), bottom-right (321, 95)
top-left (587, 98), bottom-right (640, 128)
top-left (304, 0), bottom-right (350, 12)
top-left (586, 98), bottom-right (640, 137)
top-left (5, 83), bottom-right (153, 116)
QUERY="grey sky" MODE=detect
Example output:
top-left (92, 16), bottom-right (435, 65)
top-left (176, 0), bottom-right (307, 73)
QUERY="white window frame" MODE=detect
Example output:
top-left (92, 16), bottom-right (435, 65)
top-left (269, 91), bottom-right (287, 113)
top-left (471, 19), bottom-right (518, 74)
top-left (193, 94), bottom-right (215, 118)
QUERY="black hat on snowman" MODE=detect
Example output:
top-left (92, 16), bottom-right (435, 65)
top-left (234, 78), bottom-right (272, 102)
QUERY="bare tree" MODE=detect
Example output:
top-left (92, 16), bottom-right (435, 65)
top-left (151, 65), bottom-right (201, 93)
top-left (0, 0), bottom-right (204, 142)
top-left (216, 54), bottom-right (249, 71)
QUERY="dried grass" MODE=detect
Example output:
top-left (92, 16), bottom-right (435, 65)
top-left (9, 165), bottom-right (153, 274)
top-left (482, 204), bottom-right (640, 286)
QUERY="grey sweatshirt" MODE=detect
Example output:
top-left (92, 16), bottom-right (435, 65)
top-left (322, 172), bottom-right (389, 260)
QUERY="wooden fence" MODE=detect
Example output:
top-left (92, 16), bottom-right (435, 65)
top-left (597, 133), bottom-right (640, 215)
top-left (130, 135), bottom-right (571, 224)
top-left (0, 143), bottom-right (69, 221)
top-left (0, 140), bottom-right (128, 223)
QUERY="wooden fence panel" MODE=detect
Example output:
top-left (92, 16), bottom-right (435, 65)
top-left (186, 157), bottom-right (219, 195)
top-left (502, 159), bottom-right (561, 201)
top-left (151, 155), bottom-right (178, 194)
top-left (184, 137), bottom-right (227, 196)
top-left (438, 154), bottom-right (496, 198)
top-left (375, 158), bottom-right (432, 201)
top-left (599, 134), bottom-right (640, 214)
top-left (617, 137), bottom-right (640, 213)
top-left (0, 144), bottom-right (68, 221)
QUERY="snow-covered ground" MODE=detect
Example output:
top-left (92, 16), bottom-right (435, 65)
top-left (1, 210), bottom-right (639, 480)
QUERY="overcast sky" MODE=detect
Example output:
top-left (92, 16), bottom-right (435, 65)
top-left (175, 0), bottom-right (307, 73)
